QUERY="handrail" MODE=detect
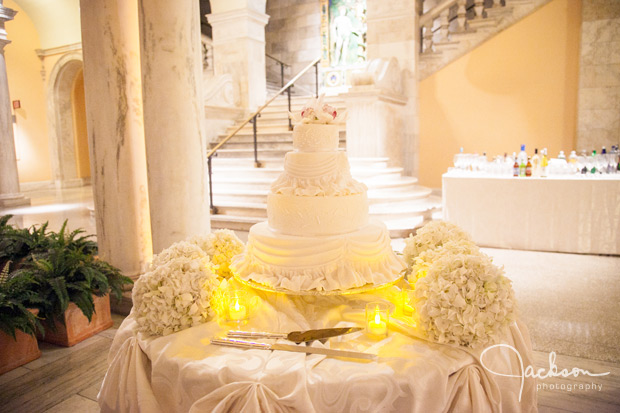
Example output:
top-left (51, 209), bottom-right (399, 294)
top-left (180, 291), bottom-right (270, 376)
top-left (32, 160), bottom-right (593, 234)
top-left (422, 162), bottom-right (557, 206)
top-left (206, 56), bottom-right (320, 159)
top-left (266, 53), bottom-right (290, 67)
top-left (206, 56), bottom-right (321, 213)
top-left (419, 0), bottom-right (456, 26)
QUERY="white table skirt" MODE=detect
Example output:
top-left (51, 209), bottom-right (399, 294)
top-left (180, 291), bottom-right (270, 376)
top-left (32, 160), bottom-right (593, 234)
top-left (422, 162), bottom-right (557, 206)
top-left (99, 282), bottom-right (537, 412)
top-left (442, 173), bottom-right (620, 255)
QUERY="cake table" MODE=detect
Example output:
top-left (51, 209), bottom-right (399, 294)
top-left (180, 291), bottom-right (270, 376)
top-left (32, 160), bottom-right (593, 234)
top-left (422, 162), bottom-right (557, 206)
top-left (98, 282), bottom-right (538, 412)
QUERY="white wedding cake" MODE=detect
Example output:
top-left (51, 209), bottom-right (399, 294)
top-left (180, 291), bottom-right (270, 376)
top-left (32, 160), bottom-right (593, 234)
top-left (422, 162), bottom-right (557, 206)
top-left (231, 97), bottom-right (404, 292)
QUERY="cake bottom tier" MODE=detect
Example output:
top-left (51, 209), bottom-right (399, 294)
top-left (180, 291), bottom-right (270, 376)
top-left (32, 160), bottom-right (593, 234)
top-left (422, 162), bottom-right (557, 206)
top-left (231, 220), bottom-right (405, 292)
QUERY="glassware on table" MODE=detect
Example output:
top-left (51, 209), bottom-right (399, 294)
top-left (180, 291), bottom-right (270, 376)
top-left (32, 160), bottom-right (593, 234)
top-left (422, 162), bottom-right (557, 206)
top-left (365, 302), bottom-right (389, 339)
top-left (225, 290), bottom-right (250, 323)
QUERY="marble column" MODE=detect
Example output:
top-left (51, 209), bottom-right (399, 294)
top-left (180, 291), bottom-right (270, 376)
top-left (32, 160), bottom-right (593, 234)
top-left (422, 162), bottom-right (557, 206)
top-left (207, 0), bottom-right (269, 112)
top-left (138, 0), bottom-right (210, 254)
top-left (0, 1), bottom-right (29, 208)
top-left (343, 87), bottom-right (407, 167)
top-left (79, 0), bottom-right (152, 280)
top-left (366, 0), bottom-right (420, 176)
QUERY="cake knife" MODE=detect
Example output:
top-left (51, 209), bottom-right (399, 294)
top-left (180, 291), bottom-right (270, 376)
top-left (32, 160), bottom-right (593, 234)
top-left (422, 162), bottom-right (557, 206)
top-left (211, 337), bottom-right (376, 361)
top-left (227, 327), bottom-right (363, 343)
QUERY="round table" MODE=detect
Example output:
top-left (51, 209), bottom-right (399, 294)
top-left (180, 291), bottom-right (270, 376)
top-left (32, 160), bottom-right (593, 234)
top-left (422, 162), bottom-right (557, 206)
top-left (98, 282), bottom-right (537, 412)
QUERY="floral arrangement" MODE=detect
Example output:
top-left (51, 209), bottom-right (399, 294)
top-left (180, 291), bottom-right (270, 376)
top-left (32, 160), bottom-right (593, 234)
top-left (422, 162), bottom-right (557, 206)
top-left (188, 229), bottom-right (245, 279)
top-left (133, 247), bottom-right (219, 336)
top-left (403, 221), bottom-right (516, 348)
top-left (409, 239), bottom-right (480, 284)
top-left (289, 94), bottom-right (346, 124)
top-left (403, 220), bottom-right (472, 276)
top-left (133, 229), bottom-right (245, 336)
top-left (411, 250), bottom-right (516, 348)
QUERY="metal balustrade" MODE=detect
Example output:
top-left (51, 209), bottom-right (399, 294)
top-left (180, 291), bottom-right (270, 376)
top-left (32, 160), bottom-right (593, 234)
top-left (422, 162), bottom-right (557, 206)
top-left (206, 56), bottom-right (321, 214)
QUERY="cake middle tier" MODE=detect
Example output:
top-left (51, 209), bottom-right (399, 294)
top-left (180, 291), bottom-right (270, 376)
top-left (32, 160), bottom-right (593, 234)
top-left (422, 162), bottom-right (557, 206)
top-left (267, 192), bottom-right (368, 236)
top-left (271, 151), bottom-right (367, 196)
top-left (231, 220), bottom-right (405, 292)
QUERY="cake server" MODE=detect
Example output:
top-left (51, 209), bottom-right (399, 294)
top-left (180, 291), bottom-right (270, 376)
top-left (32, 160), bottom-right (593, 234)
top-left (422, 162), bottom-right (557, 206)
top-left (211, 337), bottom-right (376, 361)
top-left (227, 327), bottom-right (363, 343)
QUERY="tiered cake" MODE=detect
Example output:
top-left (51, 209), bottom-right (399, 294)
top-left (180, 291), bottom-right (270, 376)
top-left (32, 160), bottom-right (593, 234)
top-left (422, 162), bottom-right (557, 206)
top-left (231, 97), bottom-right (404, 292)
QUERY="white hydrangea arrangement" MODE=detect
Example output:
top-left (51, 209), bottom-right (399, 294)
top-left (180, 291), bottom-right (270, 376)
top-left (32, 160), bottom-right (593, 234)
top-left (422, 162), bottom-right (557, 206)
top-left (132, 253), bottom-right (219, 336)
top-left (403, 220), bottom-right (472, 276)
top-left (412, 251), bottom-right (516, 348)
top-left (289, 94), bottom-right (346, 124)
top-left (188, 229), bottom-right (245, 279)
top-left (404, 221), bottom-right (516, 349)
top-left (132, 229), bottom-right (245, 336)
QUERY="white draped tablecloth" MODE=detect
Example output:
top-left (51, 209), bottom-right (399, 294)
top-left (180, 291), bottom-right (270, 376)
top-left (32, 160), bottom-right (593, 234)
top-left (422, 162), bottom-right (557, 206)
top-left (443, 173), bottom-right (620, 255)
top-left (99, 282), bottom-right (538, 412)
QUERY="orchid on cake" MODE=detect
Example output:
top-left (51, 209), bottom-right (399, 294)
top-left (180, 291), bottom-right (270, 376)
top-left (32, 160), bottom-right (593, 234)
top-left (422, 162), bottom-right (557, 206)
top-left (231, 96), bottom-right (404, 292)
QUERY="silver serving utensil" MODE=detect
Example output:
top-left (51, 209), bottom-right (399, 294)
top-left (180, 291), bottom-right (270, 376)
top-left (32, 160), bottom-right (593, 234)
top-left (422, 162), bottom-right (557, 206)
top-left (211, 337), bottom-right (376, 361)
top-left (227, 327), bottom-right (363, 343)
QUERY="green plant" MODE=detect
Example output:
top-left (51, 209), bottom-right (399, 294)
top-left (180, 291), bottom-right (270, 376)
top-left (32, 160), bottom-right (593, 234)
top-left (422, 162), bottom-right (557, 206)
top-left (0, 215), bottom-right (132, 325)
top-left (19, 244), bottom-right (132, 326)
top-left (0, 263), bottom-right (45, 339)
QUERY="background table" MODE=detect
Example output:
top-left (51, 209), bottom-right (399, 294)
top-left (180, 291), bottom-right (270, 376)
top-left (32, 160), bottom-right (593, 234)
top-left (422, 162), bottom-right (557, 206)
top-left (443, 173), bottom-right (620, 255)
top-left (98, 282), bottom-right (537, 412)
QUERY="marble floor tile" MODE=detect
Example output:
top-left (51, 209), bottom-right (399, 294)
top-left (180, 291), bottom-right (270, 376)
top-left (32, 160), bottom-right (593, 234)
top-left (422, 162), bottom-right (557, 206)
top-left (44, 394), bottom-right (100, 413)
top-left (78, 377), bottom-right (104, 402)
top-left (22, 335), bottom-right (108, 371)
top-left (0, 366), bottom-right (30, 386)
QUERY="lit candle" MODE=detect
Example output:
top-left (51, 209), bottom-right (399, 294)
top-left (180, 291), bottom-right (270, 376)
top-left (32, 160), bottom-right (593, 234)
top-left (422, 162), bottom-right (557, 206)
top-left (228, 298), bottom-right (247, 321)
top-left (368, 306), bottom-right (387, 337)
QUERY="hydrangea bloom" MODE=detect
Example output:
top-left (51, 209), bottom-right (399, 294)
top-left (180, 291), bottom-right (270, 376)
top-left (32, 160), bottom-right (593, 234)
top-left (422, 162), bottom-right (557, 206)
top-left (133, 255), bottom-right (219, 336)
top-left (188, 229), bottom-right (245, 279)
top-left (403, 221), bottom-right (472, 275)
top-left (412, 250), bottom-right (516, 349)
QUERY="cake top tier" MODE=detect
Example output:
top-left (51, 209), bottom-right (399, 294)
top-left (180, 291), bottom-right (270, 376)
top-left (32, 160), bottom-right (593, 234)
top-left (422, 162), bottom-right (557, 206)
top-left (289, 94), bottom-right (345, 125)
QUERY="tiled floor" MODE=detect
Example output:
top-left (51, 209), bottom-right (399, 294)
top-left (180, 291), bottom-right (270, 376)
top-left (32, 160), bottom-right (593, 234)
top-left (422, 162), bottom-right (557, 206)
top-left (1, 186), bottom-right (620, 412)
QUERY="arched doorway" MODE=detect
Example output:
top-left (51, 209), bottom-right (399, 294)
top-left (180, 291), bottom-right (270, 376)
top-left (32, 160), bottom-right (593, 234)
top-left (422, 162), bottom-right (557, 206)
top-left (71, 69), bottom-right (90, 180)
top-left (46, 52), bottom-right (90, 187)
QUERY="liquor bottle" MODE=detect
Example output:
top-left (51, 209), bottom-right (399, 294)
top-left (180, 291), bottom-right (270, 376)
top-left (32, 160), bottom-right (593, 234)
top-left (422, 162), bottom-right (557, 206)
top-left (601, 147), bottom-right (608, 174)
top-left (513, 159), bottom-right (519, 177)
top-left (541, 148), bottom-right (548, 177)
top-left (531, 148), bottom-right (541, 176)
top-left (518, 144), bottom-right (527, 177)
top-left (526, 157), bottom-right (532, 177)
top-left (590, 150), bottom-right (597, 174)
top-left (558, 150), bottom-right (566, 160)
top-left (569, 150), bottom-right (578, 174)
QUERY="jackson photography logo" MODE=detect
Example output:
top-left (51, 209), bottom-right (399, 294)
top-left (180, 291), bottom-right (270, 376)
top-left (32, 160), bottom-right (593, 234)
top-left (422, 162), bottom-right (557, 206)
top-left (480, 344), bottom-right (610, 401)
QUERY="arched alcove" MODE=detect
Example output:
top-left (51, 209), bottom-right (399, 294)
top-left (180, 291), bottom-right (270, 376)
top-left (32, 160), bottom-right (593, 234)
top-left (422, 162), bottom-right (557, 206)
top-left (46, 51), bottom-right (88, 186)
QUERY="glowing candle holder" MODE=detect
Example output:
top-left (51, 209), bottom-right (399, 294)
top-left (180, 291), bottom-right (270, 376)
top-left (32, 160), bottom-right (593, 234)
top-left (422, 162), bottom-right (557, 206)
top-left (365, 302), bottom-right (389, 339)
top-left (226, 290), bottom-right (249, 323)
top-left (397, 289), bottom-right (414, 316)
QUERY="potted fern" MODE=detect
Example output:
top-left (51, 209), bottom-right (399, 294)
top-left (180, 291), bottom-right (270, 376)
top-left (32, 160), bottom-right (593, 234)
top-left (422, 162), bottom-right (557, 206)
top-left (0, 265), bottom-right (44, 374)
top-left (1, 216), bottom-right (133, 346)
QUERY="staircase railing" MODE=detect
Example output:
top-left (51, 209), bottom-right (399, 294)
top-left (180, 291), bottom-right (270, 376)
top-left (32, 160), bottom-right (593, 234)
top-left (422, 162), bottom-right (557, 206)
top-left (266, 53), bottom-right (289, 88)
top-left (420, 0), bottom-right (506, 54)
top-left (206, 56), bottom-right (321, 214)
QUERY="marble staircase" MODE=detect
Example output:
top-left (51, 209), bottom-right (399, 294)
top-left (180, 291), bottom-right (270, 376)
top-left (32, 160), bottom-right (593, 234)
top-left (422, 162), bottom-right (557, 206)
top-left (209, 95), bottom-right (441, 237)
top-left (419, 0), bottom-right (552, 79)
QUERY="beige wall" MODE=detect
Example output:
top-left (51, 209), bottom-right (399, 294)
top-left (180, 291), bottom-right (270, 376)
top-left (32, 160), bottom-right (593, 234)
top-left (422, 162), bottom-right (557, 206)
top-left (419, 0), bottom-right (582, 188)
top-left (576, 0), bottom-right (620, 151)
top-left (5, 0), bottom-right (52, 183)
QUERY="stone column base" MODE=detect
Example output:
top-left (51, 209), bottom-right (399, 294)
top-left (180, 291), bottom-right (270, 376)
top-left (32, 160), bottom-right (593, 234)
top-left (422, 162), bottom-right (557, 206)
top-left (0, 193), bottom-right (30, 208)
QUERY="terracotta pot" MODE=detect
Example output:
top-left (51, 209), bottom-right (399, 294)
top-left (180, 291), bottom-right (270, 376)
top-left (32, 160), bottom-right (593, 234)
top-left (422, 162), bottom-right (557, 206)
top-left (0, 311), bottom-right (41, 375)
top-left (40, 294), bottom-right (113, 347)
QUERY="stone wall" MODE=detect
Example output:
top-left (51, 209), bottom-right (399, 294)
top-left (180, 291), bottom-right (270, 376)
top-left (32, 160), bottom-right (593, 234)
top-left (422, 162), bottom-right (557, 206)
top-left (265, 0), bottom-right (321, 93)
top-left (577, 0), bottom-right (620, 151)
